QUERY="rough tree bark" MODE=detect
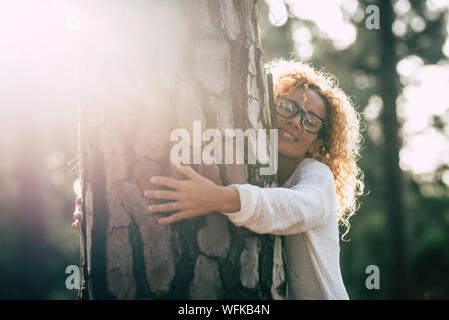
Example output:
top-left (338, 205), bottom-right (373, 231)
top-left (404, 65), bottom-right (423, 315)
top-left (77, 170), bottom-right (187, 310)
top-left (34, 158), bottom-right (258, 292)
top-left (77, 0), bottom-right (284, 299)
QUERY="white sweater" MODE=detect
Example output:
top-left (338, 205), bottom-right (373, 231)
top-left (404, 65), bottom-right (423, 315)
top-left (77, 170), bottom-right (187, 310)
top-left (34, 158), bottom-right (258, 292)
top-left (224, 157), bottom-right (349, 300)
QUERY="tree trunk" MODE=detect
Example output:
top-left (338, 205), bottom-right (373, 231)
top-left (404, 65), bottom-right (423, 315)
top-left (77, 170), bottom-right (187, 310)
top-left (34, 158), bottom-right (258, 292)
top-left (378, 0), bottom-right (412, 298)
top-left (77, 0), bottom-right (281, 299)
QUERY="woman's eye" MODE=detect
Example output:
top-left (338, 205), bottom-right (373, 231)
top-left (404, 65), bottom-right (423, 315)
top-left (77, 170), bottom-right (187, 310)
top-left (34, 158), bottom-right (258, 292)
top-left (282, 102), bottom-right (293, 111)
top-left (305, 115), bottom-right (317, 126)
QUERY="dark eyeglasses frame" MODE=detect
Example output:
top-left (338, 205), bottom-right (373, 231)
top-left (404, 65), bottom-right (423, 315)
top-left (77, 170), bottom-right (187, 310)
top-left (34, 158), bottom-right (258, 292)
top-left (275, 95), bottom-right (327, 135)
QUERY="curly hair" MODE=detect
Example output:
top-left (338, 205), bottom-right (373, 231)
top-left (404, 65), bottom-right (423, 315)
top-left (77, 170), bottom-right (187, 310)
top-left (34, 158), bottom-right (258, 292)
top-left (267, 58), bottom-right (365, 240)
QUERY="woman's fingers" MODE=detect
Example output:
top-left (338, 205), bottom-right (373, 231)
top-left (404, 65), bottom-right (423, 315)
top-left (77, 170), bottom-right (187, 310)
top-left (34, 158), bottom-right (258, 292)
top-left (72, 220), bottom-right (80, 230)
top-left (150, 176), bottom-right (184, 189)
top-left (158, 210), bottom-right (197, 225)
top-left (75, 197), bottom-right (82, 209)
top-left (175, 165), bottom-right (197, 179)
top-left (73, 210), bottom-right (82, 221)
top-left (144, 190), bottom-right (183, 201)
top-left (148, 201), bottom-right (185, 213)
top-left (73, 197), bottom-right (82, 231)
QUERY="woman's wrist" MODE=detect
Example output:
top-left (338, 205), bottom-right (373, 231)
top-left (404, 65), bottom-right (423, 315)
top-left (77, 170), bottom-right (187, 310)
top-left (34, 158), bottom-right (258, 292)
top-left (215, 186), bottom-right (241, 213)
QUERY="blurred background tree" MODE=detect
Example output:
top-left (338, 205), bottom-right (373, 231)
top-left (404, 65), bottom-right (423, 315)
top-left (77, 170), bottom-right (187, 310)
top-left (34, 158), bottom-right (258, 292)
top-left (1, 0), bottom-right (448, 299)
top-left (259, 0), bottom-right (449, 299)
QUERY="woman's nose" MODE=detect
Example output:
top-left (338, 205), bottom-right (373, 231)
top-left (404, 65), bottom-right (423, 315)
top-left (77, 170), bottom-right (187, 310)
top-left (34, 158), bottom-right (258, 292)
top-left (287, 115), bottom-right (302, 129)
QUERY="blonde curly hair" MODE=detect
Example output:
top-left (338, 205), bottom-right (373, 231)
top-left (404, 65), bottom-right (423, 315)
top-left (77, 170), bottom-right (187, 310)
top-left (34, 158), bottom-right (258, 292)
top-left (267, 58), bottom-right (365, 240)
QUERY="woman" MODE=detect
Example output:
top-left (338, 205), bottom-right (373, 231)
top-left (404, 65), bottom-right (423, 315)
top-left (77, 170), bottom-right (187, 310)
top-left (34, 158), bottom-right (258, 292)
top-left (73, 59), bottom-right (364, 300)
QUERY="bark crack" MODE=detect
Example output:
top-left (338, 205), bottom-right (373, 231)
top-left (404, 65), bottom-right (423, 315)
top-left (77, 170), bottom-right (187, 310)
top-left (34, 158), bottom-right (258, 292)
top-left (119, 199), bottom-right (152, 298)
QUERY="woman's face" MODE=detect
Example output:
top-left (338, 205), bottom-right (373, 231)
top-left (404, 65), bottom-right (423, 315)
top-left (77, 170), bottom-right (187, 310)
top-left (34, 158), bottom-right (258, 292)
top-left (275, 87), bottom-right (327, 160)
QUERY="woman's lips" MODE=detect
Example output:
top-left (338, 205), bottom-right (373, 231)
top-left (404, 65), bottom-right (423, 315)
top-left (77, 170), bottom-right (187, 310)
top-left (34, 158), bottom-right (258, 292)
top-left (279, 129), bottom-right (299, 142)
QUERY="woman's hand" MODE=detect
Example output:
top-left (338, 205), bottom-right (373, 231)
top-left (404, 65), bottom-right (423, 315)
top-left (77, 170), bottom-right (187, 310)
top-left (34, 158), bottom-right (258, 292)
top-left (144, 165), bottom-right (240, 225)
top-left (72, 197), bottom-right (82, 230)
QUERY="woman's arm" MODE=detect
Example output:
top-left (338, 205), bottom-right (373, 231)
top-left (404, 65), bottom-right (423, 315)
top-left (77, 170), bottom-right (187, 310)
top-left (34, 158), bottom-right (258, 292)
top-left (144, 165), bottom-right (335, 235)
top-left (222, 181), bottom-right (333, 235)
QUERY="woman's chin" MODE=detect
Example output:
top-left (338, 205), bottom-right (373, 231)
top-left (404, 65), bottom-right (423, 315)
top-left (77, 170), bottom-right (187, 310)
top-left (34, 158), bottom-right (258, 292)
top-left (278, 142), bottom-right (304, 160)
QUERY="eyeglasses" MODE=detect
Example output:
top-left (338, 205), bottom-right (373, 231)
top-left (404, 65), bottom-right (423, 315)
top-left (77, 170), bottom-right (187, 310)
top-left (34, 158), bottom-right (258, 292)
top-left (275, 95), bottom-right (327, 134)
